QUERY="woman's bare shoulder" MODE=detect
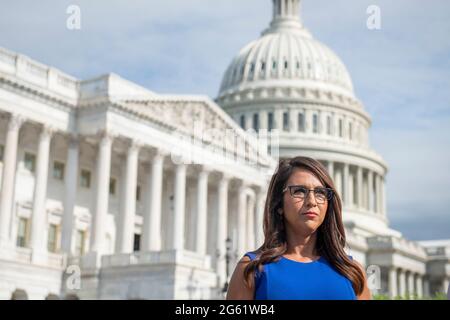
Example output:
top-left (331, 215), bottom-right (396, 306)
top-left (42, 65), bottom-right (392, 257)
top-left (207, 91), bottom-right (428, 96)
top-left (226, 255), bottom-right (254, 300)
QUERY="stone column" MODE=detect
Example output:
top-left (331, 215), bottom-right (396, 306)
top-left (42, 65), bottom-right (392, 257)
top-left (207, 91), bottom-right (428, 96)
top-left (407, 271), bottom-right (415, 299)
top-left (398, 269), bottom-right (406, 298)
top-left (274, 109), bottom-right (282, 131)
top-left (246, 191), bottom-right (256, 251)
top-left (388, 267), bottom-right (398, 298)
top-left (237, 182), bottom-right (247, 258)
top-left (368, 170), bottom-right (374, 212)
top-left (216, 175), bottom-right (230, 286)
top-left (335, 167), bottom-right (342, 198)
top-left (172, 163), bottom-right (187, 250)
top-left (116, 141), bottom-right (140, 254)
top-left (90, 131), bottom-right (114, 255)
top-left (61, 135), bottom-right (79, 254)
top-left (30, 125), bottom-right (54, 259)
top-left (142, 151), bottom-right (165, 252)
top-left (195, 167), bottom-right (209, 255)
top-left (357, 166), bottom-right (363, 209)
top-left (343, 163), bottom-right (350, 208)
top-left (0, 114), bottom-right (24, 246)
top-left (376, 173), bottom-right (382, 215)
top-left (381, 176), bottom-right (387, 217)
top-left (415, 274), bottom-right (423, 298)
top-left (289, 108), bottom-right (297, 132)
top-left (259, 111), bottom-right (268, 131)
top-left (327, 161), bottom-right (334, 181)
top-left (443, 278), bottom-right (449, 296)
top-left (244, 113), bottom-right (252, 131)
top-left (255, 188), bottom-right (266, 247)
top-left (423, 278), bottom-right (430, 298)
top-left (304, 109), bottom-right (311, 134)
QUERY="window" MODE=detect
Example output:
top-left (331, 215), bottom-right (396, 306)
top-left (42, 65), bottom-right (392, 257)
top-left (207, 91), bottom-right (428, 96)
top-left (240, 115), bottom-right (246, 129)
top-left (109, 178), bottom-right (116, 196)
top-left (47, 224), bottom-right (58, 253)
top-left (327, 116), bottom-right (332, 135)
top-left (339, 119), bottom-right (343, 137)
top-left (312, 114), bottom-right (319, 133)
top-left (283, 112), bottom-right (290, 131)
top-left (24, 152), bottom-right (36, 173)
top-left (349, 122), bottom-right (353, 140)
top-left (284, 60), bottom-right (288, 70)
top-left (136, 185), bottom-right (141, 202)
top-left (16, 218), bottom-right (29, 248)
top-left (0, 144), bottom-right (4, 162)
top-left (298, 113), bottom-right (305, 132)
top-left (249, 62), bottom-right (254, 74)
top-left (272, 60), bottom-right (277, 70)
top-left (253, 113), bottom-right (259, 132)
top-left (268, 112), bottom-right (274, 131)
top-left (133, 234), bottom-right (141, 252)
top-left (75, 230), bottom-right (85, 256)
top-left (53, 161), bottom-right (65, 181)
top-left (261, 61), bottom-right (266, 71)
top-left (80, 170), bottom-right (91, 188)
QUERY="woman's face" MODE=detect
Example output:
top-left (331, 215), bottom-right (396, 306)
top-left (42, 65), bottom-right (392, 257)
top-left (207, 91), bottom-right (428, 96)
top-left (281, 168), bottom-right (328, 235)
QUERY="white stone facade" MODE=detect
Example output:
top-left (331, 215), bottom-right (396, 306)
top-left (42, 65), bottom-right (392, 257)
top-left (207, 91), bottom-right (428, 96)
top-left (0, 46), bottom-right (275, 299)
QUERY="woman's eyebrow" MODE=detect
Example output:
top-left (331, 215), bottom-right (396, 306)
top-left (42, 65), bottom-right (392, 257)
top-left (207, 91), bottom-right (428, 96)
top-left (290, 184), bottom-right (324, 189)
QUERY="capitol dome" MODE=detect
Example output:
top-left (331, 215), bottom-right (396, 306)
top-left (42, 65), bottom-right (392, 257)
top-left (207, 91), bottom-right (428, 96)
top-left (218, 0), bottom-right (354, 100)
top-left (217, 0), bottom-right (399, 240)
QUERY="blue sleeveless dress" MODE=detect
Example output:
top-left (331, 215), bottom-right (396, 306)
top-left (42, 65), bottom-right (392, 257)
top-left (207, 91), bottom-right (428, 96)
top-left (244, 251), bottom-right (357, 300)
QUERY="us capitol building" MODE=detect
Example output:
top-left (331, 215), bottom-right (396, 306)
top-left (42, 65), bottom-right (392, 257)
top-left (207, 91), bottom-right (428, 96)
top-left (0, 0), bottom-right (448, 299)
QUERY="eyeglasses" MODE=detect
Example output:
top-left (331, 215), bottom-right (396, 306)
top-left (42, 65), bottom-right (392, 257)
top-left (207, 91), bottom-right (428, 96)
top-left (282, 185), bottom-right (334, 204)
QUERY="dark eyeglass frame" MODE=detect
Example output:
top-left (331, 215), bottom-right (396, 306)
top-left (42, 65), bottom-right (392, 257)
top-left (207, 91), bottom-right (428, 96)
top-left (282, 185), bottom-right (334, 202)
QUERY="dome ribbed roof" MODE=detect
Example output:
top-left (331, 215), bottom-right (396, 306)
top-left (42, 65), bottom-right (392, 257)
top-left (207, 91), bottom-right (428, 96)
top-left (218, 0), bottom-right (354, 99)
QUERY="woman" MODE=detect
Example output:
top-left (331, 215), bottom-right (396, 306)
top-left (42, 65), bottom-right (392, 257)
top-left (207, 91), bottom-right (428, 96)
top-left (226, 156), bottom-right (371, 300)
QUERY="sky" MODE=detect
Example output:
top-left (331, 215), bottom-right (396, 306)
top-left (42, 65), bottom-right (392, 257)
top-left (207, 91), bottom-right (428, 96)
top-left (1, 0), bottom-right (449, 241)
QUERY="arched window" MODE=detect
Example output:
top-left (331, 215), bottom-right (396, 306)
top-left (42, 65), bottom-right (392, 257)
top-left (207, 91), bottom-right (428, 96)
top-left (253, 113), bottom-right (260, 131)
top-left (249, 62), bottom-right (255, 74)
top-left (298, 113), bottom-right (305, 132)
top-left (268, 112), bottom-right (274, 131)
top-left (312, 114), bottom-right (319, 133)
top-left (283, 112), bottom-right (290, 131)
top-left (133, 234), bottom-right (141, 252)
top-left (240, 115), bottom-right (246, 129)
top-left (349, 122), bottom-right (353, 140)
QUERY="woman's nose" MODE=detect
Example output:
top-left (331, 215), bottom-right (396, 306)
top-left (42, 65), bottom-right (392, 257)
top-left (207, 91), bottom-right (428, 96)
top-left (305, 191), bottom-right (318, 206)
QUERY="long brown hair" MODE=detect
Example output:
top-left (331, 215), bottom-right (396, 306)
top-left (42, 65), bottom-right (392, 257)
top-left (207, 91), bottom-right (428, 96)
top-left (243, 156), bottom-right (365, 296)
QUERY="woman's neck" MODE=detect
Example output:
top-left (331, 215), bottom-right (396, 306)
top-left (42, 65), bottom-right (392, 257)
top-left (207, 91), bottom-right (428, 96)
top-left (285, 231), bottom-right (318, 258)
